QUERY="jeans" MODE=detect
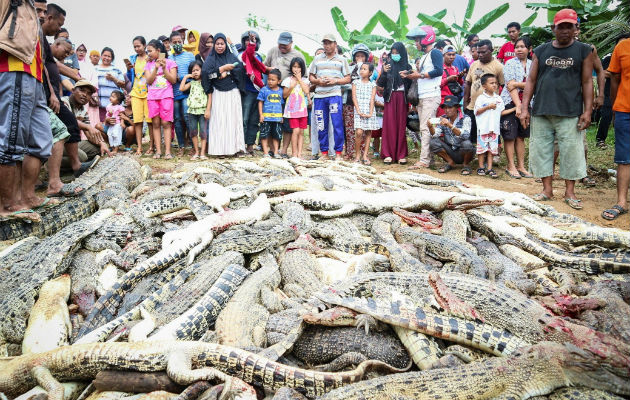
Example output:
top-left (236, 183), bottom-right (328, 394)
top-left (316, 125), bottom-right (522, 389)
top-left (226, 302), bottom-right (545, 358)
top-left (614, 111), bottom-right (630, 165)
top-left (241, 91), bottom-right (260, 146)
top-left (173, 98), bottom-right (188, 147)
top-left (313, 96), bottom-right (344, 153)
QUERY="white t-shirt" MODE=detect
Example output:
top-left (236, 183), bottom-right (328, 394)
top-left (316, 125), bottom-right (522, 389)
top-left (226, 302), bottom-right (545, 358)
top-left (474, 92), bottom-right (505, 135)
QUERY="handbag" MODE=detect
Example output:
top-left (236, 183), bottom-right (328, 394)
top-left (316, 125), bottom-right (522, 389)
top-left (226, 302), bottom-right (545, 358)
top-left (445, 68), bottom-right (463, 97)
top-left (407, 54), bottom-right (428, 107)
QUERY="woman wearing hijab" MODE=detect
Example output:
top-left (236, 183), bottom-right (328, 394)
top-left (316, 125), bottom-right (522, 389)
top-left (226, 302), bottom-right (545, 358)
top-left (202, 33), bottom-right (246, 157)
top-left (196, 33), bottom-right (213, 63)
top-left (184, 30), bottom-right (200, 55)
top-left (376, 42), bottom-right (412, 164)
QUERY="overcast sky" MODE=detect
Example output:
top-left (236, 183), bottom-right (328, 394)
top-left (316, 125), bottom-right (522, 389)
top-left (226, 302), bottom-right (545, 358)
top-left (62, 0), bottom-right (548, 69)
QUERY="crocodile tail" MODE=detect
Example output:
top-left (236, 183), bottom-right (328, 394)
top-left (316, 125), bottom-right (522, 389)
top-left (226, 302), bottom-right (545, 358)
top-left (332, 243), bottom-right (390, 258)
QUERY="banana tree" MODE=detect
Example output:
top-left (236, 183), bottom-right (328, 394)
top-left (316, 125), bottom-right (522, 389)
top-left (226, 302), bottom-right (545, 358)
top-left (525, 0), bottom-right (617, 25)
top-left (417, 0), bottom-right (510, 51)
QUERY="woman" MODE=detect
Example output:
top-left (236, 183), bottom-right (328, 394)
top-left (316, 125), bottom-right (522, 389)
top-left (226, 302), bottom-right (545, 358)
top-left (184, 30), bottom-right (200, 55)
top-left (94, 47), bottom-right (125, 121)
top-left (376, 42), bottom-right (412, 165)
top-left (202, 33), bottom-right (246, 157)
top-left (500, 36), bottom-right (533, 179)
top-left (125, 36), bottom-right (154, 155)
top-left (196, 33), bottom-right (213, 63)
top-left (462, 34), bottom-right (479, 65)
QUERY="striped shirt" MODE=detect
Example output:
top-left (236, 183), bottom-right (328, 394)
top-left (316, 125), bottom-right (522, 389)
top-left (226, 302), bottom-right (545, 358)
top-left (308, 53), bottom-right (350, 99)
top-left (0, 40), bottom-right (44, 82)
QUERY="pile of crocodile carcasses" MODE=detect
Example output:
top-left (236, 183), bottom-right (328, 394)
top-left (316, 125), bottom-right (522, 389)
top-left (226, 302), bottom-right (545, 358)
top-left (1, 155), bottom-right (629, 400)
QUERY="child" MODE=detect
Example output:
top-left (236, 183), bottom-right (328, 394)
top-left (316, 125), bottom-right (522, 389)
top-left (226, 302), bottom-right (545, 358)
top-left (351, 63), bottom-right (379, 164)
top-left (474, 73), bottom-right (506, 178)
top-left (257, 69), bottom-right (284, 158)
top-left (105, 90), bottom-right (125, 154)
top-left (282, 58), bottom-right (309, 159)
top-left (371, 91), bottom-right (384, 158)
top-left (144, 39), bottom-right (178, 159)
top-left (180, 60), bottom-right (211, 160)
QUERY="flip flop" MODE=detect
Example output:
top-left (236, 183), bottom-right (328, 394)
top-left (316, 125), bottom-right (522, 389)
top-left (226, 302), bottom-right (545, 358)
top-left (438, 164), bottom-right (453, 173)
top-left (362, 158), bottom-right (372, 166)
top-left (476, 168), bottom-right (486, 176)
top-left (383, 157), bottom-right (392, 165)
top-left (505, 169), bottom-right (521, 179)
top-left (49, 183), bottom-right (85, 198)
top-left (73, 156), bottom-right (100, 178)
top-left (601, 205), bottom-right (628, 221)
top-left (32, 197), bottom-right (60, 210)
top-left (564, 198), bottom-right (583, 210)
top-left (461, 167), bottom-right (472, 176)
top-left (163, 154), bottom-right (174, 160)
top-left (532, 193), bottom-right (552, 201)
top-left (2, 209), bottom-right (41, 222)
top-left (518, 170), bottom-right (534, 178)
top-left (487, 169), bottom-right (498, 179)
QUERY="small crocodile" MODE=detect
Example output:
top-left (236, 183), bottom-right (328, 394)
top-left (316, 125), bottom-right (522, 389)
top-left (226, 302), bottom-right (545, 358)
top-left (0, 341), bottom-right (406, 399)
top-left (319, 342), bottom-right (630, 399)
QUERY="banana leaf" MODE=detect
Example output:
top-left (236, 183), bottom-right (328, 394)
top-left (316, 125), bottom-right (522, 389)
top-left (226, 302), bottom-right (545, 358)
top-left (362, 13), bottom-right (381, 35)
top-left (522, 11), bottom-right (538, 27)
top-left (470, 3), bottom-right (510, 34)
top-left (373, 10), bottom-right (401, 37)
top-left (416, 12), bottom-right (455, 37)
top-left (463, 0), bottom-right (475, 30)
top-left (330, 7), bottom-right (350, 42)
top-left (294, 45), bottom-right (313, 65)
top-left (432, 9), bottom-right (447, 20)
top-left (452, 23), bottom-right (472, 36)
top-left (396, 0), bottom-right (410, 37)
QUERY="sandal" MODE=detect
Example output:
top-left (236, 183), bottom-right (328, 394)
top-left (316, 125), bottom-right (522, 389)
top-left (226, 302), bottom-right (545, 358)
top-left (581, 176), bottom-right (596, 187)
top-left (200, 155), bottom-right (208, 160)
top-left (152, 153), bottom-right (161, 159)
top-left (49, 183), bottom-right (85, 198)
top-left (2, 208), bottom-right (41, 222)
top-left (596, 141), bottom-right (607, 149)
top-left (461, 167), bottom-right (471, 176)
top-left (518, 170), bottom-right (534, 178)
top-left (505, 169), bottom-right (521, 179)
top-left (438, 164), bottom-right (453, 173)
top-left (564, 197), bottom-right (583, 210)
top-left (532, 193), bottom-right (552, 201)
top-left (362, 158), bottom-right (372, 166)
top-left (191, 154), bottom-right (200, 160)
top-left (476, 168), bottom-right (486, 176)
top-left (144, 149), bottom-right (155, 156)
top-left (383, 157), bottom-right (392, 165)
top-left (487, 169), bottom-right (498, 179)
top-left (602, 205), bottom-right (628, 221)
top-left (398, 159), bottom-right (407, 165)
top-left (32, 197), bottom-right (60, 210)
top-left (163, 154), bottom-right (174, 160)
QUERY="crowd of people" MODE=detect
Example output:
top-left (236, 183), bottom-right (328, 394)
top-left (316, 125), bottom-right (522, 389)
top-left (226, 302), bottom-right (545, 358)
top-left (0, 2), bottom-right (628, 223)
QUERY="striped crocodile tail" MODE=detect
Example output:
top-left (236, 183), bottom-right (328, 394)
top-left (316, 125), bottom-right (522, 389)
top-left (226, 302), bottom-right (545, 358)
top-left (446, 197), bottom-right (504, 211)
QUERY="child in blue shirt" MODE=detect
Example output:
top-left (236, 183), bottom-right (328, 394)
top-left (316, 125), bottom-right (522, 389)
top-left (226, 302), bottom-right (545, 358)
top-left (257, 69), bottom-right (284, 158)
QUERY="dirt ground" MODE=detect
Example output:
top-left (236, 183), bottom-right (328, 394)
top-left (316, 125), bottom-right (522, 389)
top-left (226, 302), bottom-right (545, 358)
top-left (139, 146), bottom-right (628, 231)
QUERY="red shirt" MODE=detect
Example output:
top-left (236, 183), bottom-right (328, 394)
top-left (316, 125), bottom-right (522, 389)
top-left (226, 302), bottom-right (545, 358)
top-left (440, 64), bottom-right (462, 97)
top-left (497, 42), bottom-right (516, 64)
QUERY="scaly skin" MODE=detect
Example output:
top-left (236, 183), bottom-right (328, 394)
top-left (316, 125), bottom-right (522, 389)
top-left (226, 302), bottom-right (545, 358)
top-left (319, 342), bottom-right (630, 399)
top-left (0, 341), bottom-right (405, 399)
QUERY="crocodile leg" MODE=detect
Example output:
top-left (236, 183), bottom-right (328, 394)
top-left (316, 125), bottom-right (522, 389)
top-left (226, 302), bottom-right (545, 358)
top-left (31, 366), bottom-right (64, 400)
top-left (308, 204), bottom-right (358, 218)
top-left (166, 348), bottom-right (232, 385)
top-left (428, 271), bottom-right (485, 322)
top-left (313, 352), bottom-right (369, 372)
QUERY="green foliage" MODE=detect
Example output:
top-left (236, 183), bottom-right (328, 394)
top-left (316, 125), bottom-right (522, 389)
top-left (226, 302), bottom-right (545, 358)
top-left (417, 0), bottom-right (510, 51)
top-left (245, 14), bottom-right (271, 31)
top-left (294, 45), bottom-right (314, 65)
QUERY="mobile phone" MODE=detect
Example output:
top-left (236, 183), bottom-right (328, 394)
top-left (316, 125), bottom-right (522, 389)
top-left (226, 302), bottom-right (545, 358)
top-left (429, 117), bottom-right (442, 125)
top-left (123, 58), bottom-right (131, 65)
top-left (159, 53), bottom-right (166, 60)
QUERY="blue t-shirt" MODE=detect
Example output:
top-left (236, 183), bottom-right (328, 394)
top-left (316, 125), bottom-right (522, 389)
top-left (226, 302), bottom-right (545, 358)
top-left (170, 51), bottom-right (196, 100)
top-left (453, 54), bottom-right (470, 74)
top-left (257, 86), bottom-right (284, 122)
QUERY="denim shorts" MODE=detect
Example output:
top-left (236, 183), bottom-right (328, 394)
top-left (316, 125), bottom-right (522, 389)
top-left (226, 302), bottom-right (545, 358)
top-left (260, 121), bottom-right (283, 140)
top-left (614, 111), bottom-right (630, 164)
top-left (186, 113), bottom-right (208, 140)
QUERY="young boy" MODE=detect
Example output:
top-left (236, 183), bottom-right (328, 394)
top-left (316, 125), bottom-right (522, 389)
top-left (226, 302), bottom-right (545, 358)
top-left (257, 69), bottom-right (285, 158)
top-left (474, 73), bottom-right (506, 178)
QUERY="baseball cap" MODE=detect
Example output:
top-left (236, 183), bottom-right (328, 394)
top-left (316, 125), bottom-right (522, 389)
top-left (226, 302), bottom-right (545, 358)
top-left (553, 9), bottom-right (578, 26)
top-left (158, 35), bottom-right (169, 42)
top-left (74, 79), bottom-right (96, 93)
top-left (442, 45), bottom-right (456, 55)
top-left (322, 33), bottom-right (337, 43)
top-left (172, 25), bottom-right (187, 32)
top-left (278, 32), bottom-right (293, 45)
top-left (440, 95), bottom-right (461, 108)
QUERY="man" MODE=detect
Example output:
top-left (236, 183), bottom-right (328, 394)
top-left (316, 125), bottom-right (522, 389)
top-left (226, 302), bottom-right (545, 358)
top-left (40, 4), bottom-right (95, 188)
top-left (601, 37), bottom-right (630, 221)
top-left (464, 39), bottom-right (504, 143)
top-left (264, 32), bottom-right (305, 156)
top-left (0, 0), bottom-right (52, 220)
top-left (442, 39), bottom-right (470, 75)
top-left (308, 34), bottom-right (350, 160)
top-left (520, 9), bottom-right (593, 209)
top-left (172, 25), bottom-right (187, 42)
top-left (158, 35), bottom-right (171, 54)
top-left (55, 28), bottom-right (79, 94)
top-left (429, 95), bottom-right (474, 175)
top-left (497, 22), bottom-right (521, 63)
top-left (169, 31), bottom-right (195, 155)
top-left (404, 26), bottom-right (443, 169)
top-left (89, 50), bottom-right (100, 66)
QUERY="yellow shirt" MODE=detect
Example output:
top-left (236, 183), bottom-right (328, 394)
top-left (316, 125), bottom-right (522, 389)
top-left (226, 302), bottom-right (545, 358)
top-left (130, 56), bottom-right (148, 98)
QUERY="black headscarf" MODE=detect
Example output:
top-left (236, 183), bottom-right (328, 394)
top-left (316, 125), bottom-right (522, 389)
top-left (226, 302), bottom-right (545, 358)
top-left (390, 41), bottom-right (410, 89)
top-left (202, 33), bottom-right (244, 93)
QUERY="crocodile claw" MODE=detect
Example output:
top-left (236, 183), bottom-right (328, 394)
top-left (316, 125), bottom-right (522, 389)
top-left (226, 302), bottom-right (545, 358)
top-left (355, 314), bottom-right (378, 334)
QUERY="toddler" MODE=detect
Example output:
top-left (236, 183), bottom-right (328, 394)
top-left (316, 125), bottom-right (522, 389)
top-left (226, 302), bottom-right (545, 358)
top-left (180, 60), bottom-right (211, 160)
top-left (474, 73), bottom-right (506, 178)
top-left (105, 90), bottom-right (125, 154)
top-left (258, 69), bottom-right (284, 158)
